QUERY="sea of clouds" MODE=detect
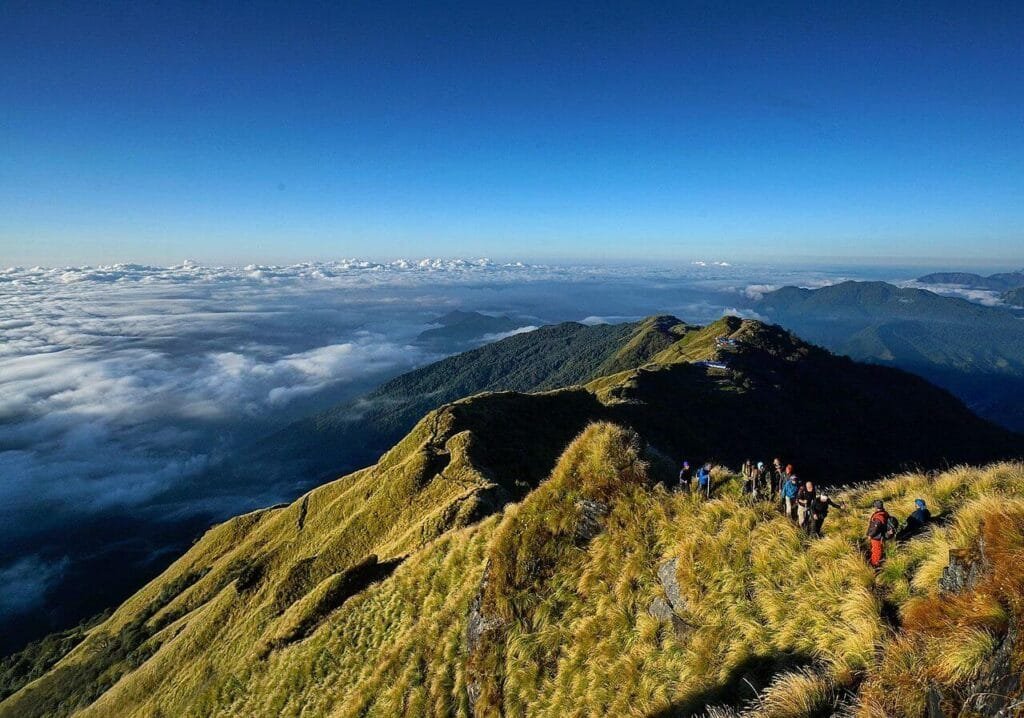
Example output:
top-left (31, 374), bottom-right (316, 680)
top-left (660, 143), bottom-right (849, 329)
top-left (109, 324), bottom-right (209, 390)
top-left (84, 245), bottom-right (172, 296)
top-left (0, 257), bottom-right (914, 650)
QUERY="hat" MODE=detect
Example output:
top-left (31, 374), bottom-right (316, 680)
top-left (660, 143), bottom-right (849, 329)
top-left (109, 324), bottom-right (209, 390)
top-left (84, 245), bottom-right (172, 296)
top-left (873, 500), bottom-right (884, 509)
top-left (757, 461), bottom-right (765, 470)
top-left (915, 498), bottom-right (926, 509)
top-left (683, 461), bottom-right (690, 467)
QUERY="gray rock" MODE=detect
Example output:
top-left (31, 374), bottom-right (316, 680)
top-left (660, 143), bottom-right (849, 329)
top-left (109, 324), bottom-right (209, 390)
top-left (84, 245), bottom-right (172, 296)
top-left (658, 558), bottom-right (685, 613)
top-left (465, 568), bottom-right (505, 716)
top-left (961, 622), bottom-right (1020, 717)
top-left (575, 499), bottom-right (609, 543)
top-left (648, 596), bottom-right (674, 622)
top-left (939, 547), bottom-right (989, 594)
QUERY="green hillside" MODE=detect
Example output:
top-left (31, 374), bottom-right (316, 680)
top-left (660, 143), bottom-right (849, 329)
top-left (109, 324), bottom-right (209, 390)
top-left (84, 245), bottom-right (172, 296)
top-left (252, 315), bottom-right (690, 483)
top-left (758, 281), bottom-right (1024, 431)
top-left (3, 318), bottom-right (1022, 718)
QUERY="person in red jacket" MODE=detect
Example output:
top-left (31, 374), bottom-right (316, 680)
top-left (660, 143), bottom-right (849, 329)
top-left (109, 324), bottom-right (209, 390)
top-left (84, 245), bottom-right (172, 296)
top-left (866, 500), bottom-right (889, 568)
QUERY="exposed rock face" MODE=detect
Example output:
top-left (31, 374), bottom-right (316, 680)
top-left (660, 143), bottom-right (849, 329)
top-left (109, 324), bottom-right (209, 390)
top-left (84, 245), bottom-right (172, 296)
top-left (646, 558), bottom-right (691, 636)
top-left (939, 547), bottom-right (989, 593)
top-left (931, 532), bottom-right (1021, 717)
top-left (658, 558), bottom-right (685, 613)
top-left (465, 569), bottom-right (505, 717)
top-left (647, 597), bottom-right (674, 622)
top-left (574, 499), bottom-right (610, 543)
top-left (962, 622), bottom-right (1019, 717)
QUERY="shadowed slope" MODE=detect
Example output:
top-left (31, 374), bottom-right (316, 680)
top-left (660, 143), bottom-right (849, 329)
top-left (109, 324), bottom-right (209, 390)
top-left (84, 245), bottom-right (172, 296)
top-left (758, 281), bottom-right (1024, 431)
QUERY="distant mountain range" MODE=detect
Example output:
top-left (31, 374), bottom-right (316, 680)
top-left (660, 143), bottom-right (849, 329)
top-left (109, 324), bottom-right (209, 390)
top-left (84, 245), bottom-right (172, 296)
top-left (916, 268), bottom-right (1024, 291)
top-left (757, 280), bottom-right (1024, 430)
top-left (1003, 287), bottom-right (1024, 307)
top-left (414, 310), bottom-right (537, 348)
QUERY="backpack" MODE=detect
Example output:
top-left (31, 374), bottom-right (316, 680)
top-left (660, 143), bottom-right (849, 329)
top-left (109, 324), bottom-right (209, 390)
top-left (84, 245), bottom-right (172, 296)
top-left (885, 515), bottom-right (900, 539)
top-left (868, 510), bottom-right (888, 539)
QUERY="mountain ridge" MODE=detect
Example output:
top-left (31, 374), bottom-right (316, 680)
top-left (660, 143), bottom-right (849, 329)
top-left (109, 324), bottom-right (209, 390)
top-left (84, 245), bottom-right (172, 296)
top-left (758, 280), bottom-right (1024, 431)
top-left (916, 269), bottom-right (1024, 291)
top-left (2, 316), bottom-right (1022, 717)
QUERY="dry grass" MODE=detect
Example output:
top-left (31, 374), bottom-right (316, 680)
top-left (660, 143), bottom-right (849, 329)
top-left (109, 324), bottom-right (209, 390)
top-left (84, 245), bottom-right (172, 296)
top-left (2, 414), bottom-right (1022, 718)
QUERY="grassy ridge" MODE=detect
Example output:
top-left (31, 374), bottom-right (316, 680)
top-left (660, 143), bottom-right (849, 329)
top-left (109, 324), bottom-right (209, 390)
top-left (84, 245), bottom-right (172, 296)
top-left (3, 317), bottom-right (1023, 717)
top-left (5, 427), bottom-right (1022, 717)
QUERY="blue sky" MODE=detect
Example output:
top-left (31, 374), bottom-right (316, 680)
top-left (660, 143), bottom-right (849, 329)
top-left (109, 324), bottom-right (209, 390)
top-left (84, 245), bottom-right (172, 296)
top-left (2, 1), bottom-right (1023, 266)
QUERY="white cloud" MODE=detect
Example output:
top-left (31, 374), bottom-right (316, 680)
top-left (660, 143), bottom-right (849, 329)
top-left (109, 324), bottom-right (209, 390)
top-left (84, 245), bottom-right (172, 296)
top-left (742, 284), bottom-right (780, 300)
top-left (478, 326), bottom-right (540, 342)
top-left (899, 281), bottom-right (1006, 307)
top-left (721, 307), bottom-right (767, 321)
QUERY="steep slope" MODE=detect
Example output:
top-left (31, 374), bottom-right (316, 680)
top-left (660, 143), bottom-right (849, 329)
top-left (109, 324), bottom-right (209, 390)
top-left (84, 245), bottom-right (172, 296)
top-left (251, 315), bottom-right (690, 484)
top-left (6, 432), bottom-right (1024, 717)
top-left (758, 281), bottom-right (1024, 430)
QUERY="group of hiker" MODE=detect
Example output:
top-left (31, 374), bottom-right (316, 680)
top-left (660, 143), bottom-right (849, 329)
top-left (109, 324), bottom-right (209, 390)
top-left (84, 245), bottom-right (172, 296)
top-left (676, 457), bottom-right (932, 568)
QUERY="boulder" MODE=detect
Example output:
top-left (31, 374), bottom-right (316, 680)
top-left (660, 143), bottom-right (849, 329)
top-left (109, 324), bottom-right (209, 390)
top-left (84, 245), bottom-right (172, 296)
top-left (658, 558), bottom-right (686, 613)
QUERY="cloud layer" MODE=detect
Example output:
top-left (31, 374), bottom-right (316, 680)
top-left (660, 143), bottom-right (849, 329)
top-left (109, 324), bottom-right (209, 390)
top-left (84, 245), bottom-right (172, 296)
top-left (0, 256), bottom-right (939, 648)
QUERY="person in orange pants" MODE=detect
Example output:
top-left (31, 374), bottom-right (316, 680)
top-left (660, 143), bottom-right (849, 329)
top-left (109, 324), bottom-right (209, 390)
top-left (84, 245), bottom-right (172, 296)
top-left (866, 500), bottom-right (889, 568)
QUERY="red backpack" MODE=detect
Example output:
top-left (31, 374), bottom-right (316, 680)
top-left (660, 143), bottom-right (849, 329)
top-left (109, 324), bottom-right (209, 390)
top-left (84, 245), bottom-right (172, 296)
top-left (868, 510), bottom-right (889, 539)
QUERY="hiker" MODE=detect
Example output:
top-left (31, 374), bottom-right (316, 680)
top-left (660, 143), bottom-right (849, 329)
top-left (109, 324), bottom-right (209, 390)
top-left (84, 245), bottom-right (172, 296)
top-left (809, 493), bottom-right (845, 537)
top-left (696, 463), bottom-right (712, 498)
top-left (796, 480), bottom-right (816, 531)
top-left (782, 470), bottom-right (800, 521)
top-left (677, 461), bottom-right (693, 493)
top-left (897, 498), bottom-right (931, 539)
top-left (754, 461), bottom-right (768, 500)
top-left (772, 458), bottom-right (785, 500)
top-left (741, 460), bottom-right (755, 497)
top-left (866, 500), bottom-right (890, 568)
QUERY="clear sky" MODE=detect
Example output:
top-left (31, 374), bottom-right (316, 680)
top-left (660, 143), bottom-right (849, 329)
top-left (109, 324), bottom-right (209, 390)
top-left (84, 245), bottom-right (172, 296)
top-left (2, 1), bottom-right (1023, 266)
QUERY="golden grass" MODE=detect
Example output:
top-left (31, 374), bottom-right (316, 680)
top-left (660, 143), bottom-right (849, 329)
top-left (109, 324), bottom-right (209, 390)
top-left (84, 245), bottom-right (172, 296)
top-left (2, 415), bottom-right (1022, 718)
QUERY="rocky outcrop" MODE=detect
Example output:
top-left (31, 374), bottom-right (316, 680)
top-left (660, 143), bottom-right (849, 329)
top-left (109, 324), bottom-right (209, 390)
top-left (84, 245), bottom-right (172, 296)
top-left (939, 546), bottom-right (989, 594)
top-left (647, 558), bottom-right (690, 636)
top-left (961, 622), bottom-right (1019, 717)
top-left (574, 499), bottom-right (610, 543)
top-left (465, 568), bottom-right (505, 717)
top-left (931, 529), bottom-right (1021, 717)
top-left (658, 558), bottom-right (686, 613)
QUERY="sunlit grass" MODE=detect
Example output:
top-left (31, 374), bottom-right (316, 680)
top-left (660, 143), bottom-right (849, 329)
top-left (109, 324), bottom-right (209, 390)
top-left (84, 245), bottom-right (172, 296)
top-left (2, 415), bottom-right (1022, 718)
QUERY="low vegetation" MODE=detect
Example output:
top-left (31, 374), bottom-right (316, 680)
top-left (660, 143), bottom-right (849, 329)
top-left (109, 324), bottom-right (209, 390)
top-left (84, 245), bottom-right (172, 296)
top-left (3, 317), bottom-right (1023, 717)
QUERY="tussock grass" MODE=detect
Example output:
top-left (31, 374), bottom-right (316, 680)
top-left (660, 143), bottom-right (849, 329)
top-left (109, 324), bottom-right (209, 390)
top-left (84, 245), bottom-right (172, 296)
top-left (2, 407), bottom-right (1022, 718)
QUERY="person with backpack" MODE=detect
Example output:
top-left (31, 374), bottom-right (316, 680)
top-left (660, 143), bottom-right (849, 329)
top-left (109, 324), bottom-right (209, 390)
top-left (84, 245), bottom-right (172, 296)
top-left (696, 463), bottom-right (712, 498)
top-left (677, 461), bottom-right (693, 493)
top-left (753, 461), bottom-right (768, 500)
top-left (796, 480), bottom-right (816, 532)
top-left (782, 472), bottom-right (800, 521)
top-left (866, 500), bottom-right (891, 568)
top-left (809, 493), bottom-right (845, 537)
top-left (772, 458), bottom-right (785, 500)
top-left (741, 460), bottom-right (755, 498)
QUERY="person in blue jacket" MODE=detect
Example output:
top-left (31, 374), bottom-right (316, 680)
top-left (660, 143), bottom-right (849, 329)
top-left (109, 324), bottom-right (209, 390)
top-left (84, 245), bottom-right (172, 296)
top-left (696, 463), bottom-right (712, 498)
top-left (898, 498), bottom-right (932, 539)
top-left (782, 469), bottom-right (800, 521)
